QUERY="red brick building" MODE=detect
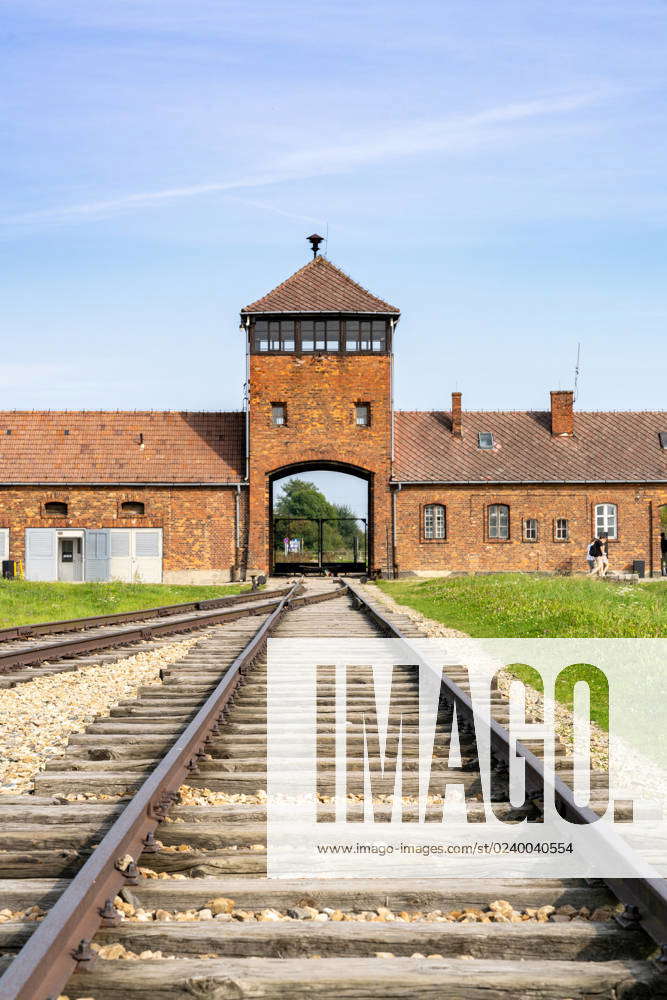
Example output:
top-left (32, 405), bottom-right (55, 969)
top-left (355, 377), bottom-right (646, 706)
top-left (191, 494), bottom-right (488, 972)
top-left (1, 246), bottom-right (666, 581)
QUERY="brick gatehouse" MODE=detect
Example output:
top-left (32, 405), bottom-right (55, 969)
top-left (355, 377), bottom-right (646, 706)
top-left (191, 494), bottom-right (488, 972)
top-left (1, 243), bottom-right (666, 582)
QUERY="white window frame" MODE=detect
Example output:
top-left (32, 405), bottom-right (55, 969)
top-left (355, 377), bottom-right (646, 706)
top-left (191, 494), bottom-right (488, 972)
top-left (523, 518), bottom-right (538, 542)
top-left (424, 504), bottom-right (446, 540)
top-left (488, 504), bottom-right (509, 540)
top-left (555, 517), bottom-right (569, 541)
top-left (595, 503), bottom-right (617, 540)
top-left (0, 528), bottom-right (8, 562)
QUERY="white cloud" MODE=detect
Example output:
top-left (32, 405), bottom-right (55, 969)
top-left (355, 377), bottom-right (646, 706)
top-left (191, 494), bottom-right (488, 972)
top-left (3, 90), bottom-right (607, 229)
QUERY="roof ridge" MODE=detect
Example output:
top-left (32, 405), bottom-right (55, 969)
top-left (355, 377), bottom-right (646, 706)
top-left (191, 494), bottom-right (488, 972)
top-left (241, 254), bottom-right (399, 314)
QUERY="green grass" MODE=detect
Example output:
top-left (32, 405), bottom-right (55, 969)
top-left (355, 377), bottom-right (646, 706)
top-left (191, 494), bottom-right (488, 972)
top-left (377, 574), bottom-right (667, 639)
top-left (376, 574), bottom-right (667, 729)
top-left (0, 580), bottom-right (252, 628)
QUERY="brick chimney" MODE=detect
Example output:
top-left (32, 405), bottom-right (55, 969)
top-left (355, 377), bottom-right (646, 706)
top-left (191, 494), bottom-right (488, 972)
top-left (550, 390), bottom-right (574, 436)
top-left (451, 392), bottom-right (462, 438)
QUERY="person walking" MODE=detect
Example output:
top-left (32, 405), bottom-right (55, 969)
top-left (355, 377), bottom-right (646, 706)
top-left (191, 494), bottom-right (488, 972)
top-left (589, 536), bottom-right (604, 577)
top-left (586, 538), bottom-right (597, 573)
top-left (661, 531), bottom-right (667, 577)
top-left (600, 535), bottom-right (609, 578)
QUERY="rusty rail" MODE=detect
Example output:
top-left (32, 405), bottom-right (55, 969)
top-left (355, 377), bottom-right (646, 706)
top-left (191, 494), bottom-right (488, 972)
top-left (0, 596), bottom-right (293, 675)
top-left (344, 578), bottom-right (667, 962)
top-left (0, 581), bottom-right (348, 1000)
top-left (0, 585), bottom-right (292, 643)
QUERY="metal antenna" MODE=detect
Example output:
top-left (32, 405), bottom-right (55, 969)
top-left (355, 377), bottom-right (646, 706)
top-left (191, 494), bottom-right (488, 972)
top-left (573, 342), bottom-right (581, 401)
top-left (324, 222), bottom-right (329, 255)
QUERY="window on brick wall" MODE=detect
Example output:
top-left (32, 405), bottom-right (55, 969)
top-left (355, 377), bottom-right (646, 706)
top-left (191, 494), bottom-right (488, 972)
top-left (523, 518), bottom-right (538, 541)
top-left (120, 501), bottom-right (145, 516)
top-left (595, 503), bottom-right (617, 539)
top-left (272, 403), bottom-right (287, 426)
top-left (555, 517), bottom-right (569, 541)
top-left (44, 501), bottom-right (68, 516)
top-left (488, 504), bottom-right (509, 539)
top-left (355, 403), bottom-right (370, 427)
top-left (423, 504), bottom-right (446, 540)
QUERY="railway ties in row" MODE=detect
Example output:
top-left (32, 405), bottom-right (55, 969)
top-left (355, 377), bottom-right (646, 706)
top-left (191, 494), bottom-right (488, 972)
top-left (0, 579), bottom-right (664, 998)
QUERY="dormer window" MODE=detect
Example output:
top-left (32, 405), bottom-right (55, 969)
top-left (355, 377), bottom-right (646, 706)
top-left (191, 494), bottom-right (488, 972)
top-left (660, 432), bottom-right (667, 449)
top-left (478, 432), bottom-right (494, 450)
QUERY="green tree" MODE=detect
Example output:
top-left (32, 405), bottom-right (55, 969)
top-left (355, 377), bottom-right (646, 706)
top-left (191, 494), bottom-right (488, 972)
top-left (273, 479), bottom-right (364, 560)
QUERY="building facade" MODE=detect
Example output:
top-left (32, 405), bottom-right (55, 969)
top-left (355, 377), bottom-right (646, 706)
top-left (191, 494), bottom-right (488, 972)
top-left (1, 247), bottom-right (666, 581)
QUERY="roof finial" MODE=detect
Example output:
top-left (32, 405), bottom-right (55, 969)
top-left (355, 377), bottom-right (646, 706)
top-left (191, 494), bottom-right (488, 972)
top-left (307, 233), bottom-right (324, 258)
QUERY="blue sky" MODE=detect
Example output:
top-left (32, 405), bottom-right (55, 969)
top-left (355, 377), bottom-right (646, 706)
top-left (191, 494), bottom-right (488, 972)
top-left (2, 0), bottom-right (667, 417)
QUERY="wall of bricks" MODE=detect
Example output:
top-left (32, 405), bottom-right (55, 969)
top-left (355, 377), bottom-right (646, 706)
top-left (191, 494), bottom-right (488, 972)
top-left (394, 484), bottom-right (667, 576)
top-left (247, 353), bottom-right (393, 574)
top-left (0, 486), bottom-right (243, 583)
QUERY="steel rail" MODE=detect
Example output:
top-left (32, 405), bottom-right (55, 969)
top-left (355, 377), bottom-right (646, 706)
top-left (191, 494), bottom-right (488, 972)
top-left (0, 597), bottom-right (291, 676)
top-left (0, 581), bottom-right (348, 1000)
top-left (344, 578), bottom-right (667, 960)
top-left (0, 586), bottom-right (292, 643)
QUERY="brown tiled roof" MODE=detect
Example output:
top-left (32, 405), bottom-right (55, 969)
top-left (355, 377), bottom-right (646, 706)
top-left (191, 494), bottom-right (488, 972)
top-left (242, 255), bottom-right (399, 314)
top-left (394, 410), bottom-right (667, 483)
top-left (0, 411), bottom-right (245, 484)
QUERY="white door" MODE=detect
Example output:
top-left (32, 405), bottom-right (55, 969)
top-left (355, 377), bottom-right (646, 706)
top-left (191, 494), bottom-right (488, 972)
top-left (0, 529), bottom-right (8, 563)
top-left (132, 528), bottom-right (162, 583)
top-left (25, 528), bottom-right (58, 581)
top-left (108, 528), bottom-right (162, 583)
top-left (85, 530), bottom-right (110, 582)
top-left (109, 529), bottom-right (132, 582)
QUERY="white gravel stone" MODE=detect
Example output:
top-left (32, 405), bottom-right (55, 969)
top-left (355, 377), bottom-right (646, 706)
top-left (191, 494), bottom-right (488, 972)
top-left (0, 638), bottom-right (200, 794)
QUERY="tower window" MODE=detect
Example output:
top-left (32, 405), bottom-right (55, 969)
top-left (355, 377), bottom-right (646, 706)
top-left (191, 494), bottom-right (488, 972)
top-left (301, 319), bottom-right (339, 352)
top-left (44, 501), bottom-right (68, 516)
top-left (272, 403), bottom-right (287, 426)
top-left (355, 403), bottom-right (370, 427)
top-left (345, 319), bottom-right (386, 352)
top-left (253, 320), bottom-right (294, 352)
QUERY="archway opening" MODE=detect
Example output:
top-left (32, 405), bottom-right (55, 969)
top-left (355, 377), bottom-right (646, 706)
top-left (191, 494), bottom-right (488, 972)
top-left (269, 463), bottom-right (370, 575)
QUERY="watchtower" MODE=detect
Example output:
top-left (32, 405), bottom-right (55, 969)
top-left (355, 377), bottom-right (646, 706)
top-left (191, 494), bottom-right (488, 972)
top-left (241, 238), bottom-right (400, 575)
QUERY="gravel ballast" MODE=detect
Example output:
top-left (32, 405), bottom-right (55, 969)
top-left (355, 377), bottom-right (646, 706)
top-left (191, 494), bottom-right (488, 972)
top-left (0, 638), bottom-right (200, 795)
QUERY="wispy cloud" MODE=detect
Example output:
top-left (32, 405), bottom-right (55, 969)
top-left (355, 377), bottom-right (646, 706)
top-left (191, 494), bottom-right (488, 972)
top-left (3, 91), bottom-right (607, 229)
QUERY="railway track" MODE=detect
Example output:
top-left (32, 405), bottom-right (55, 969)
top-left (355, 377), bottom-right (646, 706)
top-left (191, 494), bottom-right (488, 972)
top-left (0, 586), bottom-right (293, 687)
top-left (0, 578), bottom-right (665, 998)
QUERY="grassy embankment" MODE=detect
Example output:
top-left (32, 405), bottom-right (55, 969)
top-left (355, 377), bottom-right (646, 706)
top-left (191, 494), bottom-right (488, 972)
top-left (376, 575), bottom-right (667, 729)
top-left (0, 580), bottom-right (252, 629)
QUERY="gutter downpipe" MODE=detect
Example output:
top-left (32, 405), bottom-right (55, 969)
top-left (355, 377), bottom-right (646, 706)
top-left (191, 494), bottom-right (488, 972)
top-left (391, 483), bottom-right (401, 579)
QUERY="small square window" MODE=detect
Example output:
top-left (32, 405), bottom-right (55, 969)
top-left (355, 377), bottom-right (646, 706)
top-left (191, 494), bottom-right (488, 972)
top-left (355, 403), bottom-right (370, 427)
top-left (523, 518), bottom-right (538, 541)
top-left (659, 431), bottom-right (667, 449)
top-left (272, 403), bottom-right (286, 426)
top-left (555, 518), bottom-right (569, 541)
top-left (478, 432), bottom-right (494, 450)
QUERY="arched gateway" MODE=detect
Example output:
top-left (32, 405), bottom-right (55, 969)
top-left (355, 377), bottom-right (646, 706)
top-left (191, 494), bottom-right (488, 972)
top-left (241, 247), bottom-right (400, 577)
top-left (270, 461), bottom-right (370, 575)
